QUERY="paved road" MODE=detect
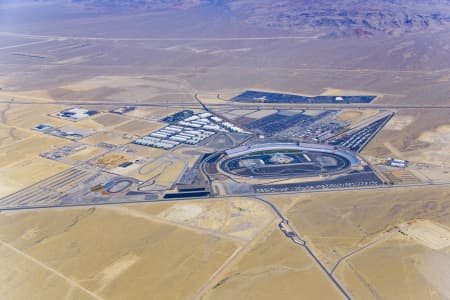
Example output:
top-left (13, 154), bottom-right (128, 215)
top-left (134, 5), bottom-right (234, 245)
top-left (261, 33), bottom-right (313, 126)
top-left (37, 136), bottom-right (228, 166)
top-left (1, 98), bottom-right (449, 111)
top-left (2, 181), bottom-right (450, 212)
top-left (253, 196), bottom-right (352, 300)
top-left (2, 182), bottom-right (450, 297)
top-left (194, 93), bottom-right (210, 112)
top-left (330, 230), bottom-right (397, 274)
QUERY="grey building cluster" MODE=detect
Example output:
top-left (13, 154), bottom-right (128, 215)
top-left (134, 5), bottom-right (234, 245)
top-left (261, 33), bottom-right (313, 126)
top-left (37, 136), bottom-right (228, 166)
top-left (388, 158), bottom-right (408, 168)
top-left (134, 112), bottom-right (248, 150)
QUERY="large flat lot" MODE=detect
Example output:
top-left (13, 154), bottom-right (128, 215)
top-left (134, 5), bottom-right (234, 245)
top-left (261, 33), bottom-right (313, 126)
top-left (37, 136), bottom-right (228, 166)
top-left (0, 2), bottom-right (450, 299)
top-left (202, 229), bottom-right (345, 300)
top-left (0, 205), bottom-right (240, 300)
top-left (276, 186), bottom-right (450, 299)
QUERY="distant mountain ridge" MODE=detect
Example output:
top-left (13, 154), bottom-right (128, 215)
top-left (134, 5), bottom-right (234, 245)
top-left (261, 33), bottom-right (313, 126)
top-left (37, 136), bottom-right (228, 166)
top-left (46, 0), bottom-right (450, 37)
top-left (230, 0), bottom-right (450, 37)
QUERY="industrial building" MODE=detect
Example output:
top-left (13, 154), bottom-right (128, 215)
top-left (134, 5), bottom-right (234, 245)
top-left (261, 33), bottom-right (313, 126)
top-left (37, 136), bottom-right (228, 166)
top-left (388, 158), bottom-right (408, 168)
top-left (134, 111), bottom-right (248, 150)
top-left (56, 107), bottom-right (98, 121)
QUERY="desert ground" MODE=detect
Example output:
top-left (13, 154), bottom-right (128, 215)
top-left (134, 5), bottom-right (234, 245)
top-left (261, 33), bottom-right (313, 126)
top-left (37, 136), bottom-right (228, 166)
top-left (0, 1), bottom-right (449, 299)
top-left (0, 197), bottom-right (280, 300)
top-left (0, 204), bottom-right (240, 300)
top-left (279, 186), bottom-right (450, 299)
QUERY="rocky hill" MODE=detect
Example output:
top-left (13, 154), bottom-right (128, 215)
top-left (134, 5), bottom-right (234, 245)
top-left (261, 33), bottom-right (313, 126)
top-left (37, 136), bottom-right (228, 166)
top-left (38, 0), bottom-right (450, 37)
top-left (228, 0), bottom-right (450, 37)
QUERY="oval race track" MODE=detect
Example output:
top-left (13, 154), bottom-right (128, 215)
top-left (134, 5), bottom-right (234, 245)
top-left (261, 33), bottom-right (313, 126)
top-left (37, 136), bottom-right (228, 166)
top-left (218, 143), bottom-right (361, 179)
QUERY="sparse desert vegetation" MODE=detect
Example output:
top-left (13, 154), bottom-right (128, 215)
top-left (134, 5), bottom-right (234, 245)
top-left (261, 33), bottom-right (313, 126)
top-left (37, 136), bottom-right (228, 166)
top-left (0, 1), bottom-right (449, 299)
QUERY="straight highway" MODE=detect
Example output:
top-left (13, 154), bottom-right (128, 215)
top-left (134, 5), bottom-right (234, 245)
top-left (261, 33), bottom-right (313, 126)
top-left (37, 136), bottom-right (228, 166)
top-left (253, 196), bottom-right (352, 300)
top-left (1, 99), bottom-right (450, 110)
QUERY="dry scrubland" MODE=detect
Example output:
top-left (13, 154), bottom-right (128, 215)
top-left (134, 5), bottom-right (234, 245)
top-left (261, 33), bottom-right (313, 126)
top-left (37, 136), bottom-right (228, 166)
top-left (199, 187), bottom-right (450, 300)
top-left (0, 205), bottom-right (241, 300)
top-left (0, 192), bottom-right (372, 300)
top-left (364, 109), bottom-right (450, 182)
top-left (202, 229), bottom-right (345, 300)
top-left (364, 109), bottom-right (450, 163)
top-left (157, 198), bottom-right (275, 240)
top-left (0, 99), bottom-right (182, 198)
top-left (0, 103), bottom-right (73, 197)
top-left (0, 190), bottom-right (448, 299)
top-left (1, 2), bottom-right (450, 299)
top-left (0, 198), bottom-right (282, 299)
top-left (275, 186), bottom-right (450, 299)
top-left (0, 52), bottom-right (449, 299)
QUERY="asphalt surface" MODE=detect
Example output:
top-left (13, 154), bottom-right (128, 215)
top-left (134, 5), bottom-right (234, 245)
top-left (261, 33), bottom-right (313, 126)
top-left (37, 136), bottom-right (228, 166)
top-left (253, 196), bottom-right (352, 300)
top-left (1, 93), bottom-right (449, 298)
top-left (2, 99), bottom-right (450, 110)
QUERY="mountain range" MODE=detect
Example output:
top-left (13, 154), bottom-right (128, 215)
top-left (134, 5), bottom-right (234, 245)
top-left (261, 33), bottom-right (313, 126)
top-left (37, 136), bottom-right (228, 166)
top-left (22, 0), bottom-right (450, 37)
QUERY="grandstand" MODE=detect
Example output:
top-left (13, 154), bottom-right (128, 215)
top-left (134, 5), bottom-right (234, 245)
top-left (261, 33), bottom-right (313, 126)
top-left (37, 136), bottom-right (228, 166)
top-left (219, 143), bottom-right (361, 179)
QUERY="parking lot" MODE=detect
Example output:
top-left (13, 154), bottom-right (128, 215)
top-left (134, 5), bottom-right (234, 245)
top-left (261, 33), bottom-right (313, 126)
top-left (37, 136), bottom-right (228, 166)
top-left (232, 90), bottom-right (376, 104)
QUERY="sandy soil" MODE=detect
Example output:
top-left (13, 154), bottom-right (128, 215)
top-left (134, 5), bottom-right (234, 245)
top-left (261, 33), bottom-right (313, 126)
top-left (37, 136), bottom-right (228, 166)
top-left (82, 131), bottom-right (132, 146)
top-left (0, 124), bottom-right (32, 147)
top-left (336, 238), bottom-right (448, 299)
top-left (0, 157), bottom-right (70, 198)
top-left (413, 125), bottom-right (450, 166)
top-left (113, 119), bottom-right (163, 136)
top-left (123, 107), bottom-right (184, 121)
top-left (280, 186), bottom-right (450, 299)
top-left (158, 197), bottom-right (275, 240)
top-left (336, 110), bottom-right (363, 121)
top-left (0, 103), bottom-right (68, 129)
top-left (48, 75), bottom-right (196, 103)
top-left (398, 219), bottom-right (450, 250)
top-left (0, 206), bottom-right (239, 300)
top-left (363, 109), bottom-right (450, 160)
top-left (92, 113), bottom-right (129, 127)
top-left (1, 4), bottom-right (450, 299)
top-left (68, 146), bottom-right (105, 162)
top-left (202, 228), bottom-right (345, 300)
top-left (94, 153), bottom-right (133, 168)
top-left (154, 160), bottom-right (186, 187)
top-left (384, 114), bottom-right (415, 130)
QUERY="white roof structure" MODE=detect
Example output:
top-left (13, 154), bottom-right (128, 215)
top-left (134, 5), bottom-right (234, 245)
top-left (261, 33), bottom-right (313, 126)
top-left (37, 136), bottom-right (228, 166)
top-left (199, 112), bottom-right (212, 118)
